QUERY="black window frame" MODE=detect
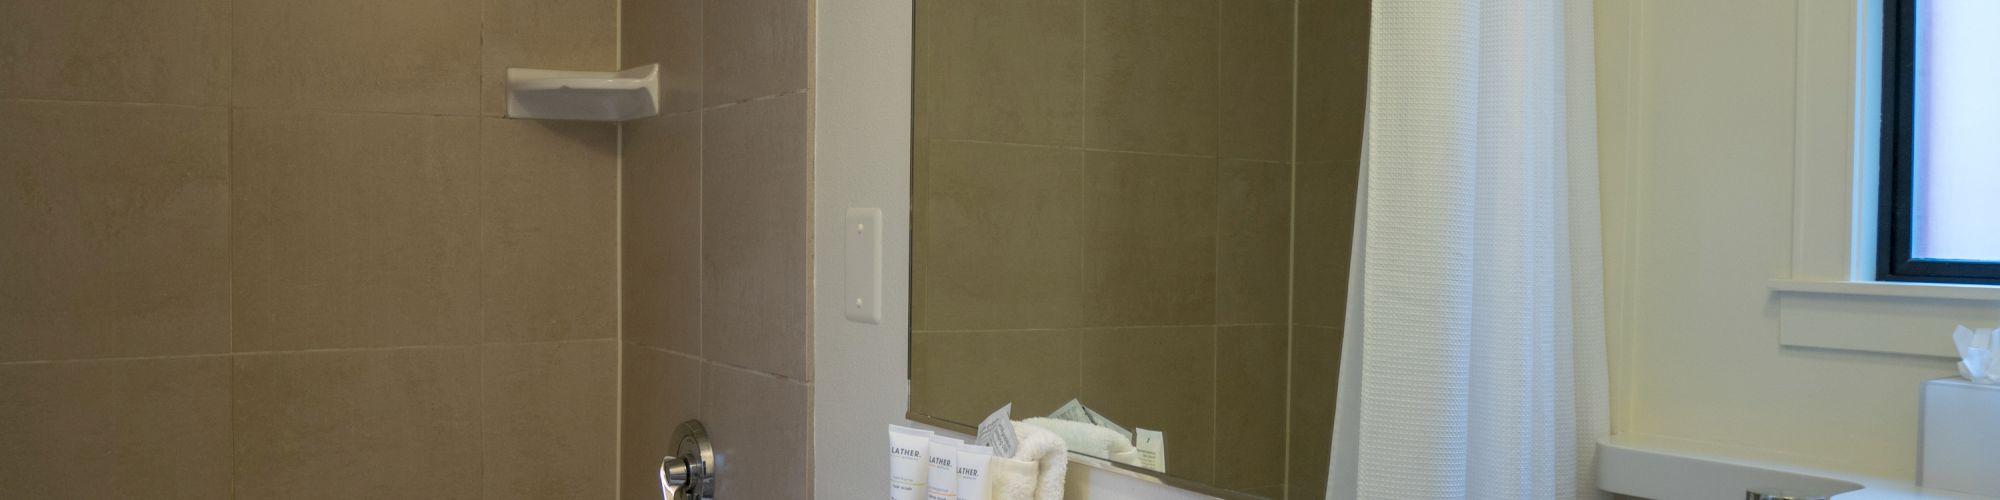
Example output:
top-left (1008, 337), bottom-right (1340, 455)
top-left (1877, 0), bottom-right (2000, 285)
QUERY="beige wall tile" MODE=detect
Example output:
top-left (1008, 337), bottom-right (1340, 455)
top-left (1219, 0), bottom-right (1296, 162)
top-left (482, 0), bottom-right (619, 115)
top-left (232, 110), bottom-right (480, 351)
top-left (914, 0), bottom-right (1085, 145)
top-left (1080, 326), bottom-right (1217, 483)
top-left (1287, 325), bottom-right (1342, 499)
top-left (702, 94), bottom-right (811, 380)
top-left (623, 0), bottom-right (703, 113)
top-left (0, 357), bottom-right (232, 498)
top-left (623, 112), bottom-right (704, 353)
top-left (0, 0), bottom-right (229, 105)
top-left (621, 346), bottom-right (704, 500)
top-left (1084, 0), bottom-right (1219, 156)
top-left (1293, 161), bottom-right (1358, 328)
top-left (233, 348), bottom-right (481, 500)
top-left (233, 0), bottom-right (480, 114)
top-left (911, 141), bottom-right (932, 331)
top-left (1214, 325), bottom-right (1287, 490)
top-left (1217, 160), bottom-right (1292, 325)
top-left (911, 330), bottom-right (1081, 424)
top-left (621, 113), bottom-right (703, 352)
top-left (703, 0), bottom-right (808, 105)
top-left (703, 362), bottom-right (811, 500)
top-left (482, 341), bottom-right (618, 500)
top-left (918, 141), bottom-right (1085, 331)
top-left (481, 119), bottom-right (619, 342)
top-left (1081, 152), bottom-right (1217, 327)
top-left (1295, 0), bottom-right (1369, 163)
top-left (0, 101), bottom-right (230, 361)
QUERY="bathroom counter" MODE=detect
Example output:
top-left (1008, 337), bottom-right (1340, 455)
top-left (1599, 435), bottom-right (1991, 499)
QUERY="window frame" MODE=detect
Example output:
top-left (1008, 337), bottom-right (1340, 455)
top-left (1876, 0), bottom-right (2000, 285)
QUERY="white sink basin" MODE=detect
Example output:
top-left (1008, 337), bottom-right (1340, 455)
top-left (1596, 436), bottom-right (1989, 499)
top-left (1598, 437), bottom-right (1861, 499)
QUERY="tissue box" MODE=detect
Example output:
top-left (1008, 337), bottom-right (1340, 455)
top-left (1920, 378), bottom-right (2000, 497)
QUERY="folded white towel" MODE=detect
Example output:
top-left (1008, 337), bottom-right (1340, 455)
top-left (988, 455), bottom-right (1040, 500)
top-left (989, 421), bottom-right (1067, 500)
top-left (1021, 417), bottom-right (1139, 466)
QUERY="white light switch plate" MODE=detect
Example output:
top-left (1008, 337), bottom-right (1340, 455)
top-left (843, 208), bottom-right (883, 324)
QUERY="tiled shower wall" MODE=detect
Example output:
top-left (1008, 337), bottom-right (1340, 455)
top-left (0, 0), bottom-right (620, 497)
top-left (616, 0), bottom-right (815, 498)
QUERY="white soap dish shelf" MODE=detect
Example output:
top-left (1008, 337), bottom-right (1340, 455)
top-left (506, 64), bottom-right (660, 122)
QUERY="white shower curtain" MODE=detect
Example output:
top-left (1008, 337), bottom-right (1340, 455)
top-left (1325, 0), bottom-right (1608, 499)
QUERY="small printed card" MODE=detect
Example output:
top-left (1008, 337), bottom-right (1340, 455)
top-left (1135, 428), bottom-right (1166, 473)
top-left (1049, 399), bottom-right (1134, 443)
top-left (975, 403), bottom-right (1019, 459)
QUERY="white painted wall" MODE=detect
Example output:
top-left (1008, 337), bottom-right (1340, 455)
top-left (810, 0), bottom-right (916, 495)
top-left (809, 1), bottom-right (1219, 498)
top-left (1597, 0), bottom-right (1959, 479)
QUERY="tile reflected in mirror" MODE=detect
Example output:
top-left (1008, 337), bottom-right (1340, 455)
top-left (909, 0), bottom-right (1369, 496)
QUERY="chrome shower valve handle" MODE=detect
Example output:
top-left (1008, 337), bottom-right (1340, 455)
top-left (658, 420), bottom-right (715, 500)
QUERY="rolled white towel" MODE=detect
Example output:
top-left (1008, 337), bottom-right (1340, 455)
top-left (988, 421), bottom-right (1067, 500)
top-left (1021, 417), bottom-right (1139, 466)
top-left (988, 456), bottom-right (1039, 500)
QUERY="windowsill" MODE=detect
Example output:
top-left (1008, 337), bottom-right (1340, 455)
top-left (1768, 279), bottom-right (2000, 358)
top-left (1768, 278), bottom-right (2000, 301)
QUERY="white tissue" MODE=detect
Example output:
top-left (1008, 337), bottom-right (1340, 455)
top-left (1953, 325), bottom-right (2000, 384)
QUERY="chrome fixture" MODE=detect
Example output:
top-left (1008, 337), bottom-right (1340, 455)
top-left (659, 420), bottom-right (716, 500)
top-left (1747, 488), bottom-right (1830, 500)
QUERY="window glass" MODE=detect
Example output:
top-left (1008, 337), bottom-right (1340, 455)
top-left (1911, 0), bottom-right (2000, 261)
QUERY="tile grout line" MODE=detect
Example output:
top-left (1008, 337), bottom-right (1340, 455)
top-left (912, 323), bottom-right (1289, 335)
top-left (1078, 0), bottom-right (1092, 392)
top-left (705, 357), bottom-right (813, 385)
top-left (801, 0), bottom-right (821, 486)
top-left (612, 0), bottom-right (626, 492)
top-left (627, 340), bottom-right (708, 365)
top-left (1213, 0), bottom-right (1226, 475)
top-left (1282, 0), bottom-right (1303, 494)
top-left (226, 0), bottom-right (241, 493)
top-left (696, 104), bottom-right (707, 365)
top-left (0, 338), bottom-right (619, 367)
top-left (9, 97), bottom-right (505, 119)
top-left (696, 88), bottom-right (808, 114)
top-left (227, 347), bottom-right (238, 500)
top-left (0, 96), bottom-right (217, 108)
top-left (926, 137), bottom-right (1285, 163)
top-left (1079, 0), bottom-right (1090, 150)
top-left (695, 0), bottom-right (712, 443)
top-left (471, 2), bottom-right (491, 476)
top-left (695, 0), bottom-right (708, 370)
top-left (224, 101), bottom-right (239, 499)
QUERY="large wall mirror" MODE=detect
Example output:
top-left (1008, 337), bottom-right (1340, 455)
top-left (906, 0), bottom-right (1369, 497)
